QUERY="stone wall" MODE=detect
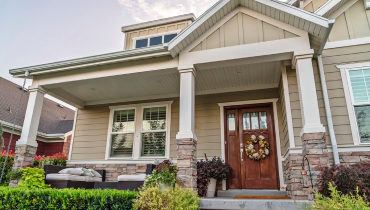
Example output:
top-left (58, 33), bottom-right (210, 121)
top-left (66, 163), bottom-right (148, 182)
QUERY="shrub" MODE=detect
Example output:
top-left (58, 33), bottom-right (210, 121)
top-left (145, 160), bottom-right (178, 187)
top-left (318, 162), bottom-right (370, 203)
top-left (301, 182), bottom-right (370, 210)
top-left (5, 169), bottom-right (22, 181)
top-left (19, 167), bottom-right (49, 189)
top-left (133, 184), bottom-right (200, 210)
top-left (0, 150), bottom-right (15, 186)
top-left (34, 152), bottom-right (67, 168)
top-left (197, 157), bottom-right (232, 197)
top-left (0, 187), bottom-right (137, 210)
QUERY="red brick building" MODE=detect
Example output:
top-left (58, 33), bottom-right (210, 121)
top-left (0, 77), bottom-right (75, 157)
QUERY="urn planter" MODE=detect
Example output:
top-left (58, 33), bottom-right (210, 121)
top-left (206, 178), bottom-right (217, 197)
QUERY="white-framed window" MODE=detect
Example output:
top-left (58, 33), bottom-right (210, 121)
top-left (338, 62), bottom-right (370, 144)
top-left (132, 30), bottom-right (181, 49)
top-left (106, 101), bottom-right (173, 160)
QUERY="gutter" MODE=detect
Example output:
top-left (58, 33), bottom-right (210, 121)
top-left (318, 55), bottom-right (340, 165)
top-left (9, 45), bottom-right (169, 77)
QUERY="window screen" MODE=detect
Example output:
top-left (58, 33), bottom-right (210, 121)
top-left (164, 34), bottom-right (177, 43)
top-left (349, 69), bottom-right (370, 103)
top-left (136, 39), bottom-right (148, 48)
top-left (149, 36), bottom-right (162, 46)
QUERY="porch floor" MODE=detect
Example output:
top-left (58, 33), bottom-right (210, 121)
top-left (199, 198), bottom-right (310, 210)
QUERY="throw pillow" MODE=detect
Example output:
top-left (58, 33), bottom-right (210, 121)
top-left (81, 168), bottom-right (94, 177)
top-left (59, 168), bottom-right (84, 176)
top-left (88, 169), bottom-right (102, 178)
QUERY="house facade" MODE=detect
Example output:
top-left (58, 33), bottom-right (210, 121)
top-left (0, 77), bottom-right (74, 157)
top-left (9, 0), bottom-right (370, 200)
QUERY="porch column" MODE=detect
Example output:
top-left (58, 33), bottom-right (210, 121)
top-left (13, 87), bottom-right (45, 169)
top-left (291, 49), bottom-right (329, 200)
top-left (176, 68), bottom-right (197, 191)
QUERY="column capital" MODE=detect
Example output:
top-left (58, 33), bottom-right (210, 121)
top-left (178, 68), bottom-right (197, 77)
top-left (28, 86), bottom-right (47, 95)
top-left (292, 49), bottom-right (314, 69)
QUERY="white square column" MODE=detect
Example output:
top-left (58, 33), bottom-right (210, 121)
top-left (293, 50), bottom-right (325, 136)
top-left (176, 68), bottom-right (197, 140)
top-left (16, 87), bottom-right (46, 147)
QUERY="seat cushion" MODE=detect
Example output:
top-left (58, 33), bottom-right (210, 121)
top-left (46, 174), bottom-right (87, 182)
top-left (86, 177), bottom-right (102, 182)
top-left (58, 168), bottom-right (84, 176)
top-left (117, 174), bottom-right (146, 182)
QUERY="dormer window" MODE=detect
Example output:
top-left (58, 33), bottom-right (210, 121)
top-left (134, 32), bottom-right (179, 49)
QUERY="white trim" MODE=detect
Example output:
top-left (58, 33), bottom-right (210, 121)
top-left (324, 37), bottom-right (370, 49)
top-left (315, 0), bottom-right (347, 17)
top-left (218, 98), bottom-right (285, 190)
top-left (328, 0), bottom-right (358, 19)
top-left (105, 101), bottom-right (173, 160)
top-left (133, 30), bottom-right (181, 50)
top-left (281, 65), bottom-right (296, 148)
top-left (68, 109), bottom-right (78, 160)
top-left (337, 62), bottom-right (370, 145)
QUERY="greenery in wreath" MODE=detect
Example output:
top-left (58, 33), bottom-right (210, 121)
top-left (245, 134), bottom-right (270, 160)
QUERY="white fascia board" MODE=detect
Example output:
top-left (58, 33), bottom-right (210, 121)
top-left (315, 0), bottom-right (345, 16)
top-left (9, 45), bottom-right (169, 77)
top-left (122, 13), bottom-right (196, 32)
top-left (168, 0), bottom-right (230, 51)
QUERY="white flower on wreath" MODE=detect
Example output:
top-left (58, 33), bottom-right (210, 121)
top-left (251, 135), bottom-right (256, 140)
top-left (260, 144), bottom-right (265, 147)
top-left (247, 144), bottom-right (254, 149)
top-left (259, 135), bottom-right (265, 140)
top-left (259, 149), bottom-right (263, 153)
top-left (265, 149), bottom-right (270, 155)
top-left (253, 153), bottom-right (259, 158)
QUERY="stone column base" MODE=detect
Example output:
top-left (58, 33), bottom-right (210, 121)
top-left (177, 138), bottom-right (197, 191)
top-left (12, 144), bottom-right (38, 169)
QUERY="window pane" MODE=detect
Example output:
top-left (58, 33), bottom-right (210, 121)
top-left (112, 109), bottom-right (135, 132)
top-left (164, 34), bottom-right (177, 43)
top-left (355, 106), bottom-right (370, 143)
top-left (251, 112), bottom-right (259, 129)
top-left (228, 114), bottom-right (235, 131)
top-left (349, 69), bottom-right (370, 103)
top-left (136, 39), bottom-right (148, 48)
top-left (259, 112), bottom-right (267, 129)
top-left (110, 134), bottom-right (134, 157)
top-left (141, 132), bottom-right (166, 156)
top-left (142, 106), bottom-right (166, 131)
top-left (243, 113), bottom-right (250, 130)
top-left (149, 36), bottom-right (162, 46)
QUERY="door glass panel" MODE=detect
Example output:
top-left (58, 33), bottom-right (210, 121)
top-left (259, 112), bottom-right (267, 129)
top-left (228, 114), bottom-right (235, 131)
top-left (251, 112), bottom-right (259, 129)
top-left (243, 113), bottom-right (250, 130)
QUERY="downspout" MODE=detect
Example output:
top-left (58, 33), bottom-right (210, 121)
top-left (317, 19), bottom-right (340, 165)
top-left (318, 55), bottom-right (340, 165)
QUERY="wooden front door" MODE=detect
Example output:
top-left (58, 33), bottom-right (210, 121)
top-left (225, 103), bottom-right (279, 189)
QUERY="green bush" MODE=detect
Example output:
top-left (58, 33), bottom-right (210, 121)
top-left (19, 167), bottom-right (49, 189)
top-left (301, 182), bottom-right (370, 210)
top-left (0, 150), bottom-right (15, 186)
top-left (145, 160), bottom-right (178, 187)
top-left (0, 187), bottom-right (137, 210)
top-left (133, 184), bottom-right (200, 210)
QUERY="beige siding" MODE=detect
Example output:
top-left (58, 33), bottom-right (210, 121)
top-left (191, 12), bottom-right (298, 52)
top-left (320, 43), bottom-right (370, 145)
top-left (328, 1), bottom-right (370, 42)
top-left (71, 89), bottom-right (280, 161)
top-left (277, 80), bottom-right (289, 155)
top-left (124, 20), bottom-right (192, 50)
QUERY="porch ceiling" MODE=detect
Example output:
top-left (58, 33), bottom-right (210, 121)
top-left (43, 61), bottom-right (281, 107)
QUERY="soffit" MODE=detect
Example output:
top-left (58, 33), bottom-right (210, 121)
top-left (168, 0), bottom-right (332, 57)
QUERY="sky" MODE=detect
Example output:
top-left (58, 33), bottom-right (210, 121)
top-left (0, 0), bottom-right (218, 109)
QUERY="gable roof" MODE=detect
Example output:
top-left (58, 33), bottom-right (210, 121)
top-left (0, 77), bottom-right (75, 135)
top-left (168, 0), bottom-right (334, 57)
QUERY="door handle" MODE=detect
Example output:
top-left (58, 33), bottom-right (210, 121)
top-left (240, 143), bottom-right (243, 162)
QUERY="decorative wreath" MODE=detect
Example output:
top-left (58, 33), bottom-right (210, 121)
top-left (245, 134), bottom-right (270, 161)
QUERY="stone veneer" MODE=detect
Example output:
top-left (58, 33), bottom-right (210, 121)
top-left (66, 163), bottom-right (148, 182)
top-left (176, 138), bottom-right (197, 191)
top-left (13, 144), bottom-right (38, 169)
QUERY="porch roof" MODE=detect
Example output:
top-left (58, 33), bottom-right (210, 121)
top-left (168, 0), bottom-right (334, 57)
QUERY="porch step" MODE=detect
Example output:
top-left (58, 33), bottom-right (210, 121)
top-left (217, 190), bottom-right (288, 198)
top-left (200, 198), bottom-right (310, 210)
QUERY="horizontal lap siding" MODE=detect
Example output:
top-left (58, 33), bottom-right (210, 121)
top-left (321, 43), bottom-right (370, 145)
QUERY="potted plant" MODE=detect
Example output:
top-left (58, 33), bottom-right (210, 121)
top-left (145, 160), bottom-right (178, 189)
top-left (197, 157), bottom-right (232, 198)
